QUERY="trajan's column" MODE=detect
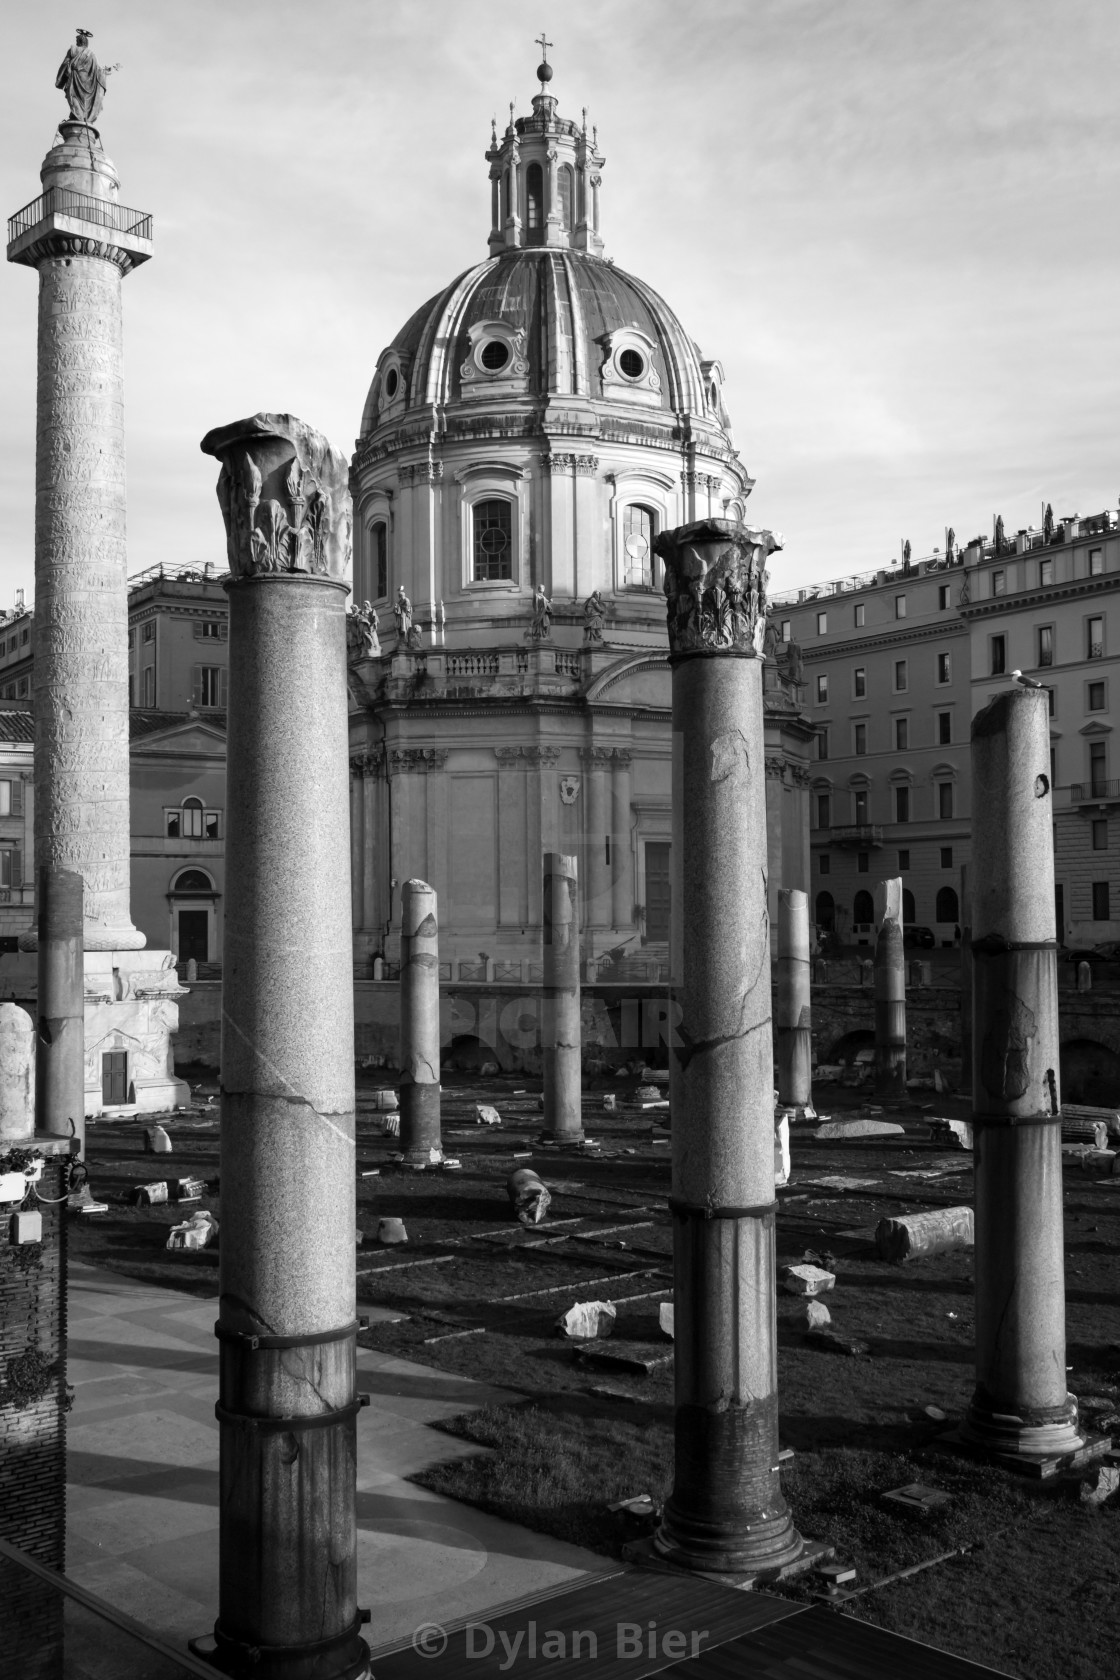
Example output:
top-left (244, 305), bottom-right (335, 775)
top-left (7, 33), bottom-right (187, 1117)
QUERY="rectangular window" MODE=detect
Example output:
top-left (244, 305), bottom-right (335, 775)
top-left (473, 498), bottom-right (514, 582)
top-left (854, 791), bottom-right (869, 824)
top-left (1088, 616), bottom-right (1104, 659)
top-left (940, 846), bottom-right (953, 868)
top-left (1092, 819), bottom-right (1108, 852)
top-left (815, 610), bottom-right (828, 635)
top-left (1037, 625), bottom-right (1053, 666)
top-left (937, 651), bottom-right (951, 684)
top-left (854, 722), bottom-right (867, 755)
top-left (127, 627), bottom-right (135, 649)
top-left (938, 584), bottom-right (950, 610)
top-left (895, 717), bottom-right (908, 751)
top-left (205, 811), bottom-right (220, 840)
top-left (1089, 680), bottom-right (1106, 711)
top-left (644, 841), bottom-right (671, 943)
top-left (818, 853), bottom-right (830, 874)
top-left (165, 810), bottom-right (180, 838)
top-left (1040, 558), bottom-right (1053, 587)
top-left (990, 634), bottom-right (1006, 675)
top-left (194, 666), bottom-right (228, 709)
top-left (1089, 547), bottom-right (1103, 576)
top-left (781, 619), bottom-right (791, 641)
top-left (895, 786), bottom-right (910, 823)
top-left (853, 667), bottom-right (866, 698)
top-left (816, 673), bottom-right (829, 704)
top-left (992, 570), bottom-right (1006, 596)
top-left (895, 595), bottom-right (907, 619)
top-left (1046, 686), bottom-right (1055, 718)
top-left (0, 781), bottom-right (10, 816)
top-left (196, 619), bottom-right (227, 640)
top-left (857, 851), bottom-right (870, 873)
top-left (938, 711), bottom-right (952, 745)
top-left (898, 849), bottom-right (910, 870)
top-left (142, 666), bottom-right (154, 707)
top-left (181, 803), bottom-right (204, 839)
top-left (894, 659), bottom-right (908, 692)
top-left (1090, 740), bottom-right (1107, 796)
top-left (816, 794), bottom-right (831, 830)
top-left (142, 622), bottom-right (154, 642)
top-left (938, 781), bottom-right (954, 819)
top-left (1092, 881), bottom-right (1111, 921)
top-left (817, 726), bottom-right (829, 761)
top-left (854, 603), bottom-right (865, 627)
top-left (373, 521), bottom-right (389, 597)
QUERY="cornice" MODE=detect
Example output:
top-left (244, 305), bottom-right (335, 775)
top-left (959, 573), bottom-right (1120, 618)
top-left (801, 619), bottom-right (968, 662)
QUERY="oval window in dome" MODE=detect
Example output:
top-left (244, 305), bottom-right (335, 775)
top-left (480, 340), bottom-right (510, 372)
top-left (384, 367), bottom-right (399, 399)
top-left (618, 348), bottom-right (645, 380)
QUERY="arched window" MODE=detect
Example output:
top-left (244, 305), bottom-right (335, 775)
top-left (853, 889), bottom-right (874, 924)
top-left (815, 891), bottom-right (835, 932)
top-left (936, 886), bottom-right (959, 923)
top-left (623, 504), bottom-right (656, 589)
top-left (558, 165), bottom-right (573, 230)
top-left (525, 163), bottom-right (544, 241)
top-left (502, 169), bottom-right (510, 222)
top-left (903, 888), bottom-right (917, 923)
top-left (472, 499), bottom-right (513, 581)
top-left (372, 521), bottom-right (388, 599)
top-left (181, 797), bottom-right (204, 839)
top-left (172, 868), bottom-right (214, 894)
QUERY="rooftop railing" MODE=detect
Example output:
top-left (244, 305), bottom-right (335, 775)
top-left (8, 186), bottom-right (152, 245)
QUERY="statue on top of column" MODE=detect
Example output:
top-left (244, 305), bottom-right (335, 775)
top-left (56, 29), bottom-right (119, 124)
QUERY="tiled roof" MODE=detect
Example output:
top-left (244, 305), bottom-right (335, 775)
top-left (129, 710), bottom-right (227, 740)
top-left (0, 707), bottom-right (33, 742)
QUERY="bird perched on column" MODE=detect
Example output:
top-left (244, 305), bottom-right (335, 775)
top-left (1011, 669), bottom-right (1045, 688)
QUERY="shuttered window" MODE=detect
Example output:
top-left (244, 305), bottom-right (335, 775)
top-left (0, 779), bottom-right (23, 816)
top-left (192, 665), bottom-right (228, 708)
top-left (0, 848), bottom-right (20, 890)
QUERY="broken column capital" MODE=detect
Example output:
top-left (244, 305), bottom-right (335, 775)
top-left (654, 517), bottom-right (782, 659)
top-left (200, 412), bottom-right (352, 585)
top-left (874, 877), bottom-right (903, 925)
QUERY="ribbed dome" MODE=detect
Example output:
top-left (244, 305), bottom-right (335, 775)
top-left (359, 247), bottom-right (722, 437)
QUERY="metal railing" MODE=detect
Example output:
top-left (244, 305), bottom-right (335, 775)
top-left (1071, 779), bottom-right (1120, 802)
top-left (8, 186), bottom-right (152, 245)
top-left (829, 823), bottom-right (884, 845)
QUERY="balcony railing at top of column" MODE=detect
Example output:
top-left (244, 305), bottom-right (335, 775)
top-left (8, 187), bottom-right (153, 244)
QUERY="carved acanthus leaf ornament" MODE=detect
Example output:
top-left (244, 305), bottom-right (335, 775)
top-left (654, 518), bottom-right (783, 657)
top-left (201, 412), bottom-right (352, 583)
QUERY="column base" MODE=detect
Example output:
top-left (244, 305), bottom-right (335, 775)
top-left (536, 1130), bottom-right (588, 1148)
top-left (622, 1532), bottom-right (831, 1590)
top-left (189, 1624), bottom-right (371, 1680)
top-left (937, 1423), bottom-right (1112, 1479)
top-left (394, 1146), bottom-right (444, 1169)
top-left (776, 1102), bottom-right (816, 1122)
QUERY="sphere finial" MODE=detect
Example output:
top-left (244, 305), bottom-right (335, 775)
top-left (535, 31), bottom-right (553, 85)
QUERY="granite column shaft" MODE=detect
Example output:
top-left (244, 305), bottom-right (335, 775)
top-left (776, 888), bottom-right (812, 1110)
top-left (965, 688), bottom-right (1080, 1458)
top-left (399, 878), bottom-right (442, 1165)
top-left (654, 519), bottom-right (802, 1578)
top-left (873, 878), bottom-right (906, 1100)
top-left (541, 852), bottom-right (583, 1142)
top-left (201, 415), bottom-right (367, 1680)
top-left (35, 866), bottom-right (84, 1148)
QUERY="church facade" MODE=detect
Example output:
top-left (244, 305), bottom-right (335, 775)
top-left (346, 62), bottom-right (813, 981)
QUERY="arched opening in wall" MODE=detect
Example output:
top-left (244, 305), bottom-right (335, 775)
top-left (447, 1034), bottom-right (495, 1073)
top-left (525, 163), bottom-right (544, 244)
top-left (180, 797), bottom-right (205, 839)
top-left (1060, 1037), bottom-right (1120, 1105)
top-left (853, 889), bottom-right (874, 925)
top-left (558, 165), bottom-right (573, 230)
top-left (502, 169), bottom-right (511, 222)
top-left (815, 891), bottom-right (835, 932)
top-left (623, 504), bottom-right (656, 589)
top-left (367, 520), bottom-right (387, 600)
top-left (829, 1029), bottom-right (876, 1068)
top-left (903, 888), bottom-right (916, 923)
top-left (936, 886), bottom-right (959, 923)
top-left (472, 499), bottom-right (513, 581)
top-left (170, 866), bottom-right (216, 967)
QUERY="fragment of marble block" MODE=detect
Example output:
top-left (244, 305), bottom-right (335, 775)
top-left (782, 1263), bottom-right (836, 1297)
top-left (556, 1300), bottom-right (616, 1340)
top-left (507, 1167), bottom-right (551, 1225)
top-left (377, 1217), bottom-right (408, 1244)
top-left (658, 1301), bottom-right (674, 1339)
top-left (875, 1207), bottom-right (973, 1263)
top-left (475, 1104), bottom-right (502, 1125)
top-left (144, 1125), bottom-right (172, 1154)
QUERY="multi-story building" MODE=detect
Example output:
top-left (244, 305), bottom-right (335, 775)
top-left (0, 702), bottom-right (34, 946)
top-left (0, 597), bottom-right (32, 702)
top-left (776, 553), bottom-right (971, 947)
top-left (958, 508), bottom-right (1120, 946)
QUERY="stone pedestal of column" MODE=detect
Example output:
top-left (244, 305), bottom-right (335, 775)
top-left (962, 689), bottom-right (1086, 1468)
top-left (35, 866), bottom-right (84, 1149)
top-left (541, 852), bottom-right (584, 1143)
top-left (200, 414), bottom-right (369, 1680)
top-left (776, 888), bottom-right (813, 1115)
top-left (873, 878), bottom-right (906, 1101)
top-left (8, 121), bottom-right (187, 1122)
top-left (399, 878), bottom-right (443, 1166)
top-left (649, 519), bottom-right (807, 1582)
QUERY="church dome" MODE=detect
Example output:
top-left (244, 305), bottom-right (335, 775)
top-left (359, 247), bottom-right (727, 436)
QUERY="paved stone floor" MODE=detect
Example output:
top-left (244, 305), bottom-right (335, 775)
top-left (64, 1262), bottom-right (605, 1653)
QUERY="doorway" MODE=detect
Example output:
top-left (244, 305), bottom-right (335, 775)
top-left (102, 1050), bottom-right (127, 1106)
top-left (178, 909), bottom-right (209, 964)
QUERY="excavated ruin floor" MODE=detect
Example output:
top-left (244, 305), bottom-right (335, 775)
top-left (68, 1070), bottom-right (1120, 1679)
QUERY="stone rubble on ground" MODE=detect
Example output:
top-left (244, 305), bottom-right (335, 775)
top-left (166, 1209), bottom-right (218, 1251)
top-left (377, 1217), bottom-right (408, 1245)
top-left (814, 1118), bottom-right (905, 1140)
top-left (556, 1300), bottom-right (616, 1340)
top-left (875, 1207), bottom-right (974, 1262)
top-left (144, 1125), bottom-right (172, 1154)
top-left (506, 1167), bottom-right (551, 1226)
top-left (781, 1263), bottom-right (836, 1297)
top-left (474, 1104), bottom-right (502, 1125)
top-left (658, 1301), bottom-right (674, 1338)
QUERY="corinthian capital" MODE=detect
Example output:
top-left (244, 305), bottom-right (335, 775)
top-left (654, 517), bottom-right (783, 658)
top-left (200, 412), bottom-right (352, 584)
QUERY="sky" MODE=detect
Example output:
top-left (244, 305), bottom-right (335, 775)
top-left (3, 0), bottom-right (1120, 609)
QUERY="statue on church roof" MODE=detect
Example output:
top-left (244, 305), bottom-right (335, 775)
top-left (1044, 502), bottom-right (1054, 542)
top-left (583, 589), bottom-right (606, 643)
top-left (529, 583), bottom-right (553, 641)
top-left (394, 585), bottom-right (421, 649)
top-left (56, 28), bottom-right (119, 124)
